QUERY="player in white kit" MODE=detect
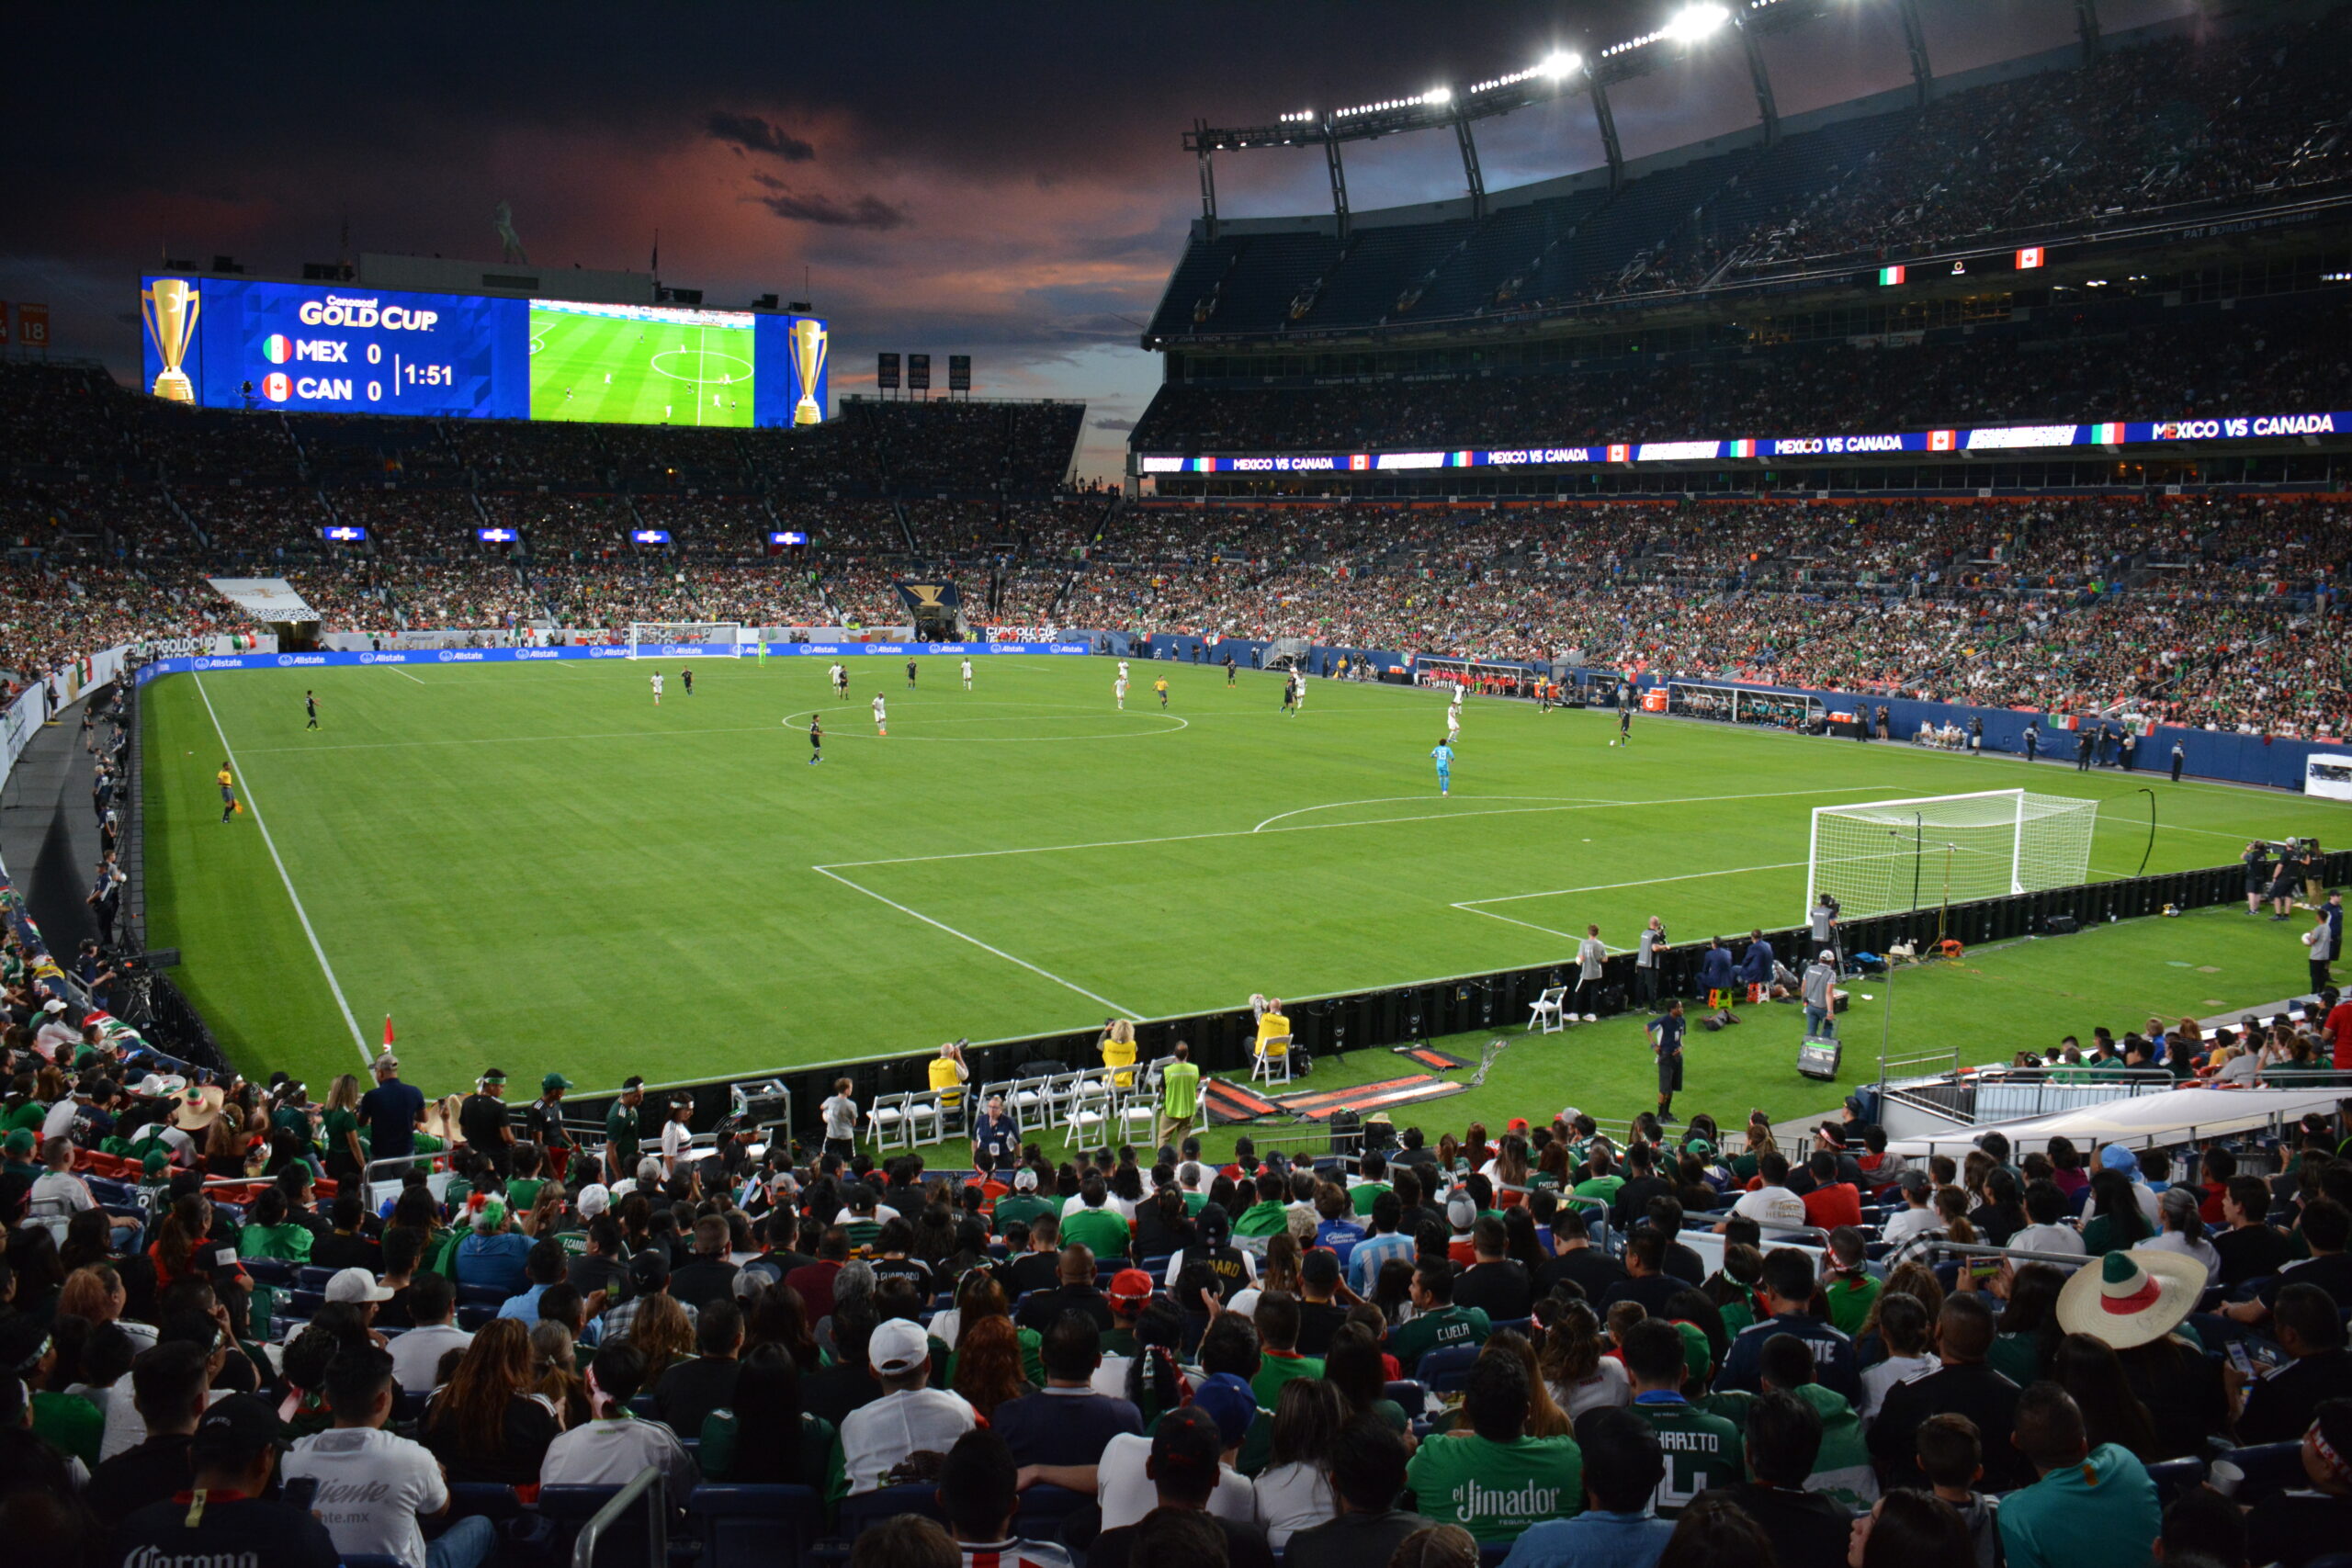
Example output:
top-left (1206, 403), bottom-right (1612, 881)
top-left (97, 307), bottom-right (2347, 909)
top-left (961, 658), bottom-right (974, 690)
top-left (650, 672), bottom-right (664, 705)
top-left (1114, 676), bottom-right (1128, 709)
top-left (830, 662), bottom-right (848, 700)
top-left (1289, 671), bottom-right (1306, 714)
top-left (1118, 659), bottom-right (1130, 683)
top-left (1447, 694), bottom-right (1462, 741)
top-left (872, 694), bottom-right (888, 736)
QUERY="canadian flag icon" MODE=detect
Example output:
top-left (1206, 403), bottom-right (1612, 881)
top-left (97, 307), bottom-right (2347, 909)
top-left (1928, 429), bottom-right (1956, 452)
top-left (1607, 444), bottom-right (1630, 465)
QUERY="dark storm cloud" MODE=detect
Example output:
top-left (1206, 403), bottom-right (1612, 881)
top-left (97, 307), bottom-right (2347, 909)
top-left (707, 111), bottom-right (817, 162)
top-left (753, 188), bottom-right (911, 230)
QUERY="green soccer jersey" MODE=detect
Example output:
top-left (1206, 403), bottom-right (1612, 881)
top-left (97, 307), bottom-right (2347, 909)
top-left (1060, 1204), bottom-right (1131, 1259)
top-left (1393, 1304), bottom-right (1491, 1371)
top-left (1404, 1431), bottom-right (1583, 1542)
top-left (1633, 1394), bottom-right (1743, 1517)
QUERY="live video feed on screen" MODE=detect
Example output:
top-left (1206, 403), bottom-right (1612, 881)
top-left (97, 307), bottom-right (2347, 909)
top-left (137, 275), bottom-right (827, 428)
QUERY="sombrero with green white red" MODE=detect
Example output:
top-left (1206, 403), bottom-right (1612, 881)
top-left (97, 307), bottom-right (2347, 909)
top-left (2055, 1248), bottom-right (2208, 1349)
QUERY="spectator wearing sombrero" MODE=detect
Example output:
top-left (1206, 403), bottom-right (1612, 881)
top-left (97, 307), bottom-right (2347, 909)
top-left (2055, 1246), bottom-right (2222, 1461)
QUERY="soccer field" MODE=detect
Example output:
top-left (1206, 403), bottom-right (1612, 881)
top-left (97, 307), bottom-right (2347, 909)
top-left (141, 656), bottom-right (2352, 1100)
top-left (527, 305), bottom-right (755, 426)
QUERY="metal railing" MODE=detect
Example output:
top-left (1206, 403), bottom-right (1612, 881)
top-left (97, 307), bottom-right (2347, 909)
top-left (572, 1465), bottom-right (666, 1568)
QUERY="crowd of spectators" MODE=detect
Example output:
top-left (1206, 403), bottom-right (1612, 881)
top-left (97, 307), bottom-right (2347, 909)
top-left (4, 946), bottom-right (2352, 1568)
top-left (3, 360), bottom-right (2346, 735)
top-left (1132, 310), bottom-right (2352, 457)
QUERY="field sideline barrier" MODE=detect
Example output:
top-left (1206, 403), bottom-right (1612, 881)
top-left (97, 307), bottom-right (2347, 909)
top-left (560, 849), bottom-right (2352, 1148)
top-left (131, 639), bottom-right (1092, 683)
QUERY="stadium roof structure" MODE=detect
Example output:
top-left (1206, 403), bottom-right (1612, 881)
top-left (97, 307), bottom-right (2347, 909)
top-left (1182, 0), bottom-right (1981, 239)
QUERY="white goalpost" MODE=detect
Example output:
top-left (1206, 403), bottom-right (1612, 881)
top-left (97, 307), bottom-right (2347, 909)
top-left (1805, 789), bottom-right (2098, 920)
top-left (626, 622), bottom-right (743, 660)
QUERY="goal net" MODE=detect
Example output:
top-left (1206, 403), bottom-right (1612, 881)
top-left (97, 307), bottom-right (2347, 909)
top-left (626, 622), bottom-right (742, 660)
top-left (1806, 789), bottom-right (2098, 919)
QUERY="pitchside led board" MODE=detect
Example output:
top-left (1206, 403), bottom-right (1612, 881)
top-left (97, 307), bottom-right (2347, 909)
top-left (139, 276), bottom-right (829, 429)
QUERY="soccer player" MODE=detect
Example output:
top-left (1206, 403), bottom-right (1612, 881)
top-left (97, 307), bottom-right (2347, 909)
top-left (1117, 659), bottom-right (1130, 684)
top-left (1616, 705), bottom-right (1633, 747)
top-left (1289, 671), bottom-right (1306, 713)
top-left (872, 694), bottom-right (888, 736)
top-left (1430, 737), bottom-right (1453, 796)
top-left (650, 671), bottom-right (664, 705)
top-left (906, 658), bottom-right (918, 691)
top-left (960, 658), bottom-right (974, 691)
top-left (1223, 653), bottom-right (1236, 687)
top-left (217, 761), bottom-right (238, 824)
top-left (1154, 675), bottom-right (1169, 708)
top-left (681, 666), bottom-right (694, 696)
top-left (1446, 693), bottom-right (1463, 742)
top-left (1280, 678), bottom-right (1295, 716)
top-left (1114, 675), bottom-right (1128, 710)
top-left (808, 716), bottom-right (823, 765)
top-left (831, 662), bottom-right (848, 701)
top-left (304, 690), bottom-right (318, 729)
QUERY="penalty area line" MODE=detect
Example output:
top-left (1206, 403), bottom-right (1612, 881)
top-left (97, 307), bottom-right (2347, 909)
top-left (193, 673), bottom-right (373, 1066)
top-left (810, 864), bottom-right (1144, 1021)
top-left (1453, 859), bottom-right (1812, 909)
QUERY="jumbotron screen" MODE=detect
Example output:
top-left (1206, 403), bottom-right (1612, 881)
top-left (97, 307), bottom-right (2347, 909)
top-left (137, 275), bottom-right (829, 428)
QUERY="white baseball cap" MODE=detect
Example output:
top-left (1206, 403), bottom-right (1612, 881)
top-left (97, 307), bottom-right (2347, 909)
top-left (868, 1317), bottom-right (930, 1376)
top-left (324, 1267), bottom-right (393, 1304)
top-left (576, 1183), bottom-right (611, 1219)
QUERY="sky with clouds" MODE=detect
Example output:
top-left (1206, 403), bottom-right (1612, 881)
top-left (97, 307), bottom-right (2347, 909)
top-left (5, 1), bottom-right (2191, 480)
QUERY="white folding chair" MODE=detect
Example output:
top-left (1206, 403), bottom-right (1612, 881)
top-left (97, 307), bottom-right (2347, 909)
top-left (1527, 985), bottom-right (1568, 1033)
top-left (906, 1092), bottom-right (945, 1148)
top-left (865, 1092), bottom-right (911, 1153)
top-left (1063, 1070), bottom-right (1114, 1143)
top-left (1009, 1074), bottom-right (1052, 1134)
top-left (1250, 1035), bottom-right (1294, 1086)
top-left (1116, 1083), bottom-right (1159, 1144)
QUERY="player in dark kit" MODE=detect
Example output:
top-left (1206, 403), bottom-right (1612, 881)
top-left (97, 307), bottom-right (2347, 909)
top-left (1224, 653), bottom-right (1236, 687)
top-left (1647, 1001), bottom-right (1687, 1122)
top-left (906, 659), bottom-right (918, 690)
top-left (808, 716), bottom-right (822, 764)
top-left (681, 666), bottom-right (694, 696)
top-left (1617, 706), bottom-right (1633, 746)
top-left (304, 690), bottom-right (318, 729)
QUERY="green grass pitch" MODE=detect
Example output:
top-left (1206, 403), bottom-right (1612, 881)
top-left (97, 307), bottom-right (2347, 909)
top-left (526, 306), bottom-right (755, 427)
top-left (140, 657), bottom-right (2352, 1127)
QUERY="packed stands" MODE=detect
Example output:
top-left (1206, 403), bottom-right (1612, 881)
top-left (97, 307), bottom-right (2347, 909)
top-left (7, 895), bottom-right (2352, 1568)
top-left (1147, 10), bottom-right (2352, 343)
top-left (1133, 304), bottom-right (2352, 457)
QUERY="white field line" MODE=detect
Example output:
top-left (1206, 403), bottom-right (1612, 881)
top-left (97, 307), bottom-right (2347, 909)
top-left (809, 865), bottom-right (1142, 1021)
top-left (826, 784), bottom-right (1892, 873)
top-left (193, 674), bottom-right (372, 1065)
top-left (1453, 860), bottom-right (1814, 908)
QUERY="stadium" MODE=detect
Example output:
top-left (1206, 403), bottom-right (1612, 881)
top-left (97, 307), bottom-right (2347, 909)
top-left (5, 3), bottom-right (2352, 1565)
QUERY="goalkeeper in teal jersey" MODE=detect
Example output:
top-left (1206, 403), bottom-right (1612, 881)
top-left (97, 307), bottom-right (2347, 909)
top-left (1430, 738), bottom-right (1454, 796)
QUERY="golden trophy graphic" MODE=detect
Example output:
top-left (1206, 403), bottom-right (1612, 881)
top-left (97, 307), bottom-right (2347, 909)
top-left (788, 316), bottom-right (827, 426)
top-left (142, 278), bottom-right (201, 403)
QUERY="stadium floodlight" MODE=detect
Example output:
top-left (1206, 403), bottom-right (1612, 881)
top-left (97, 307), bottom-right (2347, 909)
top-left (1539, 50), bottom-right (1582, 79)
top-left (1421, 85), bottom-right (1453, 105)
top-left (1665, 2), bottom-right (1733, 42)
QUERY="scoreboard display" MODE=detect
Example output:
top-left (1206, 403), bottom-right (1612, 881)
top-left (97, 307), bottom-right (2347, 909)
top-left (139, 275), bottom-right (828, 428)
